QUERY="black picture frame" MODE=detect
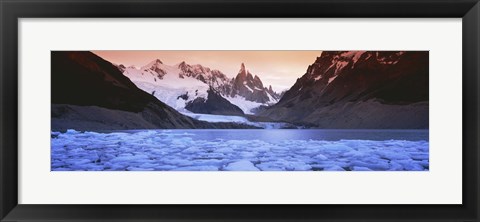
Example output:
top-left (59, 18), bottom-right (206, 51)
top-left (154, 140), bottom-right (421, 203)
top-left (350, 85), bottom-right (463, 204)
top-left (1, 0), bottom-right (479, 221)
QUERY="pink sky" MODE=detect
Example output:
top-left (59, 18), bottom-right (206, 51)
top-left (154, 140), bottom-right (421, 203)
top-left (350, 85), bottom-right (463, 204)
top-left (93, 50), bottom-right (321, 91)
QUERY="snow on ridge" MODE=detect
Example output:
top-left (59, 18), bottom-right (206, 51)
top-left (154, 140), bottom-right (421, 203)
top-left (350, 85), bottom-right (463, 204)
top-left (375, 52), bottom-right (405, 65)
top-left (182, 112), bottom-right (249, 123)
top-left (244, 85), bottom-right (254, 92)
top-left (133, 81), bottom-right (209, 111)
top-left (339, 51), bottom-right (366, 63)
top-left (123, 61), bottom-right (214, 111)
top-left (123, 60), bottom-right (280, 115)
top-left (335, 61), bottom-right (349, 74)
top-left (224, 95), bottom-right (263, 114)
top-left (141, 59), bottom-right (163, 70)
top-left (352, 51), bottom-right (366, 64)
top-left (327, 76), bottom-right (337, 84)
top-left (266, 92), bottom-right (278, 105)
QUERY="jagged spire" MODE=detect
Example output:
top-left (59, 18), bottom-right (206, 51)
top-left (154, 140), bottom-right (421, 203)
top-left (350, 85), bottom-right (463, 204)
top-left (238, 63), bottom-right (247, 77)
top-left (177, 61), bottom-right (188, 69)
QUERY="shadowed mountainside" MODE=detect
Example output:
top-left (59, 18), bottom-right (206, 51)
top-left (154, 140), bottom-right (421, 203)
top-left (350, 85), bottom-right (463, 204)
top-left (259, 51), bottom-right (429, 129)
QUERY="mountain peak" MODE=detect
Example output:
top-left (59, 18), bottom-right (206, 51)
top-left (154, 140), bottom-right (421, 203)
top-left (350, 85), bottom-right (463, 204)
top-left (142, 59), bottom-right (164, 70)
top-left (177, 61), bottom-right (189, 69)
top-left (237, 62), bottom-right (248, 78)
top-left (120, 57), bottom-right (280, 114)
top-left (116, 64), bottom-right (127, 72)
top-left (230, 63), bottom-right (279, 104)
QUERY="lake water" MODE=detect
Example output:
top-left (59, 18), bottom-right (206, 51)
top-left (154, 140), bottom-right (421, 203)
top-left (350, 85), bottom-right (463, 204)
top-left (51, 129), bottom-right (429, 171)
top-left (122, 129), bottom-right (428, 142)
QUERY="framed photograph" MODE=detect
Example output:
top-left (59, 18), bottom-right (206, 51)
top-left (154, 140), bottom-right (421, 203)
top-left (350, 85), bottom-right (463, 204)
top-left (1, 0), bottom-right (479, 221)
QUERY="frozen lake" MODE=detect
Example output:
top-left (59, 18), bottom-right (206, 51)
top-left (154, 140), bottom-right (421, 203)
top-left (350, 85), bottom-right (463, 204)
top-left (51, 129), bottom-right (429, 171)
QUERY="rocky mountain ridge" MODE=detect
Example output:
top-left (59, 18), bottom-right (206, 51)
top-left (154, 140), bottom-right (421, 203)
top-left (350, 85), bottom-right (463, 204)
top-left (259, 51), bottom-right (429, 129)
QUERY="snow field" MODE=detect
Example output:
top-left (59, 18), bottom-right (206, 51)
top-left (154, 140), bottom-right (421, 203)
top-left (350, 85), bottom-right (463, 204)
top-left (181, 112), bottom-right (288, 129)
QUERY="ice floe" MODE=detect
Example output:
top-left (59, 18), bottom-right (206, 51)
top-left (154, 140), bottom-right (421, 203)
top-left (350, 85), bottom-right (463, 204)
top-left (51, 130), bottom-right (429, 171)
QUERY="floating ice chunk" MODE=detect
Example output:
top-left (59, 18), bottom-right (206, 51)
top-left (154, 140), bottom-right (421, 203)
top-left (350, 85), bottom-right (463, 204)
top-left (254, 163), bottom-right (284, 171)
top-left (410, 152), bottom-right (429, 160)
top-left (51, 131), bottom-right (61, 138)
top-left (342, 150), bottom-right (371, 158)
top-left (214, 147), bottom-right (235, 153)
top-left (52, 167), bottom-right (72, 171)
top-left (417, 160), bottom-right (429, 168)
top-left (313, 154), bottom-right (328, 161)
top-left (288, 162), bottom-right (312, 171)
top-left (350, 159), bottom-right (391, 171)
top-left (182, 147), bottom-right (202, 154)
top-left (153, 165), bottom-right (178, 171)
top-left (224, 160), bottom-right (259, 171)
top-left (324, 165), bottom-right (345, 171)
top-left (388, 161), bottom-right (405, 171)
top-left (322, 144), bottom-right (353, 152)
top-left (352, 166), bottom-right (373, 171)
top-left (256, 159), bottom-right (312, 171)
top-left (110, 154), bottom-right (149, 162)
top-left (138, 163), bottom-right (160, 169)
top-left (173, 166), bottom-right (219, 171)
top-left (397, 161), bottom-right (424, 171)
top-left (376, 150), bottom-right (411, 160)
top-left (65, 129), bottom-right (80, 134)
top-left (127, 166), bottom-right (155, 171)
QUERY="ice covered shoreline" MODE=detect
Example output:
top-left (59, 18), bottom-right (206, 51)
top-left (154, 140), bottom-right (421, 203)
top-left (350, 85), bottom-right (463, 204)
top-left (51, 129), bottom-right (429, 171)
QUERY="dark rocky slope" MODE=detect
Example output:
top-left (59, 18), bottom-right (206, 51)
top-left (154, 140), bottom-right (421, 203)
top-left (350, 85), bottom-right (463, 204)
top-left (259, 51), bottom-right (429, 129)
top-left (185, 87), bottom-right (245, 116)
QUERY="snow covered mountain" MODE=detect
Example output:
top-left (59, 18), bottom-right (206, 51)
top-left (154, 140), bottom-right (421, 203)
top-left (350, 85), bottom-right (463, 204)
top-left (228, 63), bottom-right (280, 104)
top-left (259, 51), bottom-right (429, 129)
top-left (120, 60), bottom-right (279, 115)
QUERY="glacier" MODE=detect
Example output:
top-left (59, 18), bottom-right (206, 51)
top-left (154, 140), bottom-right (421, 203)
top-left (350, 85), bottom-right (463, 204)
top-left (181, 112), bottom-right (288, 129)
top-left (51, 129), bottom-right (429, 171)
